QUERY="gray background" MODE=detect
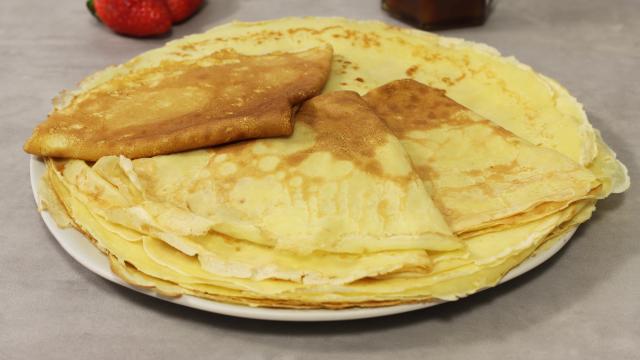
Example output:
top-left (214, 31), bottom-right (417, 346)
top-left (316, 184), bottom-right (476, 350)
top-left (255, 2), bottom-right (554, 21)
top-left (1, 0), bottom-right (638, 359)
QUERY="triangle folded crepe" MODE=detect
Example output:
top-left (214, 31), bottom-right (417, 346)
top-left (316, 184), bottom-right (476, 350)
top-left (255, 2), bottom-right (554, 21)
top-left (24, 46), bottom-right (333, 161)
top-left (363, 79), bottom-right (601, 237)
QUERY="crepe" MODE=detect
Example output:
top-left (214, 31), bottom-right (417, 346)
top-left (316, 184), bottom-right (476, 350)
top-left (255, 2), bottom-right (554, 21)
top-left (24, 46), bottom-right (333, 161)
top-left (363, 79), bottom-right (601, 236)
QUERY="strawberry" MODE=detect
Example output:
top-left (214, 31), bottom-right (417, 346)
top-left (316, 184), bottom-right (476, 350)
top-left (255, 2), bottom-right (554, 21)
top-left (165, 0), bottom-right (204, 23)
top-left (88, 0), bottom-right (173, 37)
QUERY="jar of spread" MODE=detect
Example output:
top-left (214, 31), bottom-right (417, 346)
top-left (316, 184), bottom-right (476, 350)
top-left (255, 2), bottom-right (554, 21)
top-left (382, 0), bottom-right (489, 30)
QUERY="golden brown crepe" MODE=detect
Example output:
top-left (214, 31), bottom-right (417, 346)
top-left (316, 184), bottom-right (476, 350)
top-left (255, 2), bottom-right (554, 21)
top-left (364, 79), bottom-right (600, 236)
top-left (24, 46), bottom-right (333, 161)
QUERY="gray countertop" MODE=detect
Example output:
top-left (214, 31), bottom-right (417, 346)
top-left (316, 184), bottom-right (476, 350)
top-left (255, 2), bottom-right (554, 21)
top-left (1, 0), bottom-right (638, 359)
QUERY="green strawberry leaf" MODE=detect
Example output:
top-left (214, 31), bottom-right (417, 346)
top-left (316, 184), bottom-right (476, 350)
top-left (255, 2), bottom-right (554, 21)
top-left (86, 0), bottom-right (100, 22)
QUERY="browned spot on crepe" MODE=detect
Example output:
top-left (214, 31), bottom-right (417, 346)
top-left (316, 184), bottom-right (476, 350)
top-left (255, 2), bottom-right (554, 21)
top-left (405, 65), bottom-right (419, 77)
top-left (206, 91), bottom-right (403, 181)
top-left (289, 91), bottom-right (388, 172)
top-left (364, 79), bottom-right (471, 135)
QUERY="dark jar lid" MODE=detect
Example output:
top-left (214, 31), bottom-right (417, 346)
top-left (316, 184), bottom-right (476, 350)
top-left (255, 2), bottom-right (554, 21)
top-left (382, 0), bottom-right (489, 30)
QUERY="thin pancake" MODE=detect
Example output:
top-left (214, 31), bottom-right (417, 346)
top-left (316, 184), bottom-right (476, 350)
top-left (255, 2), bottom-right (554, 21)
top-left (24, 46), bottom-right (333, 161)
top-left (363, 79), bottom-right (600, 236)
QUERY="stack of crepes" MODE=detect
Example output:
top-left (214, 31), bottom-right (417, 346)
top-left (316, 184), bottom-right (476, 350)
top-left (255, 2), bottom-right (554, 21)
top-left (26, 18), bottom-right (629, 309)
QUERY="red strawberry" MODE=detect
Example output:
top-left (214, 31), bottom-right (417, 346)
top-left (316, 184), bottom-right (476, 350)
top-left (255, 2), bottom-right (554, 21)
top-left (165, 0), bottom-right (204, 23)
top-left (89, 0), bottom-right (173, 37)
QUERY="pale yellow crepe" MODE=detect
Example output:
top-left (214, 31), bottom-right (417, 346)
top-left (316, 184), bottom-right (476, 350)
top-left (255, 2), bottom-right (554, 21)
top-left (363, 79), bottom-right (601, 236)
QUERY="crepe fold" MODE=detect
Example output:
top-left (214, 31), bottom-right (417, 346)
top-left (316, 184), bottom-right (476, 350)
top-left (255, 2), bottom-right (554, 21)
top-left (364, 79), bottom-right (601, 237)
top-left (24, 46), bottom-right (333, 161)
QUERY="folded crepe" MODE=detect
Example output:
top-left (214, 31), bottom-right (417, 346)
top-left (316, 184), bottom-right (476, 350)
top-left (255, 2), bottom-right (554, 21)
top-left (24, 46), bottom-right (333, 161)
top-left (363, 79), bottom-right (601, 236)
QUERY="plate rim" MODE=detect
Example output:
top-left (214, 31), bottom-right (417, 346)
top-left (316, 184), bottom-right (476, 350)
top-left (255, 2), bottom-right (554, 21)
top-left (30, 156), bottom-right (575, 321)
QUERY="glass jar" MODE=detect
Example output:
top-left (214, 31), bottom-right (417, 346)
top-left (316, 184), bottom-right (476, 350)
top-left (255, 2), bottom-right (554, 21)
top-left (382, 0), bottom-right (489, 30)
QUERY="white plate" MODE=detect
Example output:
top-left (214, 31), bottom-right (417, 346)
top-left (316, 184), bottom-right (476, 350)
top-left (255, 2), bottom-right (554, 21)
top-left (30, 156), bottom-right (575, 321)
